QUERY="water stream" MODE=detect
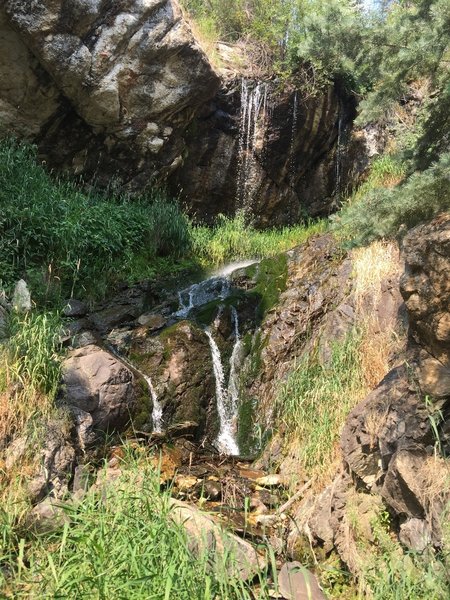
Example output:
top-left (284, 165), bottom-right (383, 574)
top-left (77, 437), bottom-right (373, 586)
top-left (205, 307), bottom-right (243, 456)
top-left (236, 79), bottom-right (270, 211)
top-left (173, 261), bottom-right (258, 455)
top-left (106, 344), bottom-right (164, 433)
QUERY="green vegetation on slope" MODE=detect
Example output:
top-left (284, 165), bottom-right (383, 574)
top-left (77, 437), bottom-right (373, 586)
top-left (0, 141), bottom-right (191, 302)
top-left (0, 139), bottom-right (324, 304)
top-left (275, 329), bottom-right (366, 483)
top-left (0, 450), bottom-right (273, 599)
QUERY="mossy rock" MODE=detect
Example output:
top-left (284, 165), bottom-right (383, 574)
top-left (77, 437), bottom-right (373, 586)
top-left (245, 253), bottom-right (288, 320)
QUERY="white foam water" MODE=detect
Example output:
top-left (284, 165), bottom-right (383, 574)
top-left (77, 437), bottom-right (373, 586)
top-left (205, 307), bottom-right (243, 456)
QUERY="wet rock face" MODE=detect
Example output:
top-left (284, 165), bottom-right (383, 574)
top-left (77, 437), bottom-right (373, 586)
top-left (1, 1), bottom-right (219, 190)
top-left (170, 83), bottom-right (354, 225)
top-left (129, 320), bottom-right (216, 436)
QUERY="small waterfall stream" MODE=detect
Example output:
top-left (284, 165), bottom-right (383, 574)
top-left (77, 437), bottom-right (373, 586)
top-left (173, 261), bottom-right (258, 455)
top-left (106, 345), bottom-right (164, 433)
top-left (204, 307), bottom-right (243, 456)
top-left (236, 79), bottom-right (270, 210)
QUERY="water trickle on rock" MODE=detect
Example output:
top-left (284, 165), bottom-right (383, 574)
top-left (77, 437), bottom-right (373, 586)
top-left (205, 307), bottom-right (243, 456)
top-left (289, 90), bottom-right (299, 188)
top-left (236, 79), bottom-right (270, 211)
top-left (105, 345), bottom-right (164, 433)
top-left (334, 104), bottom-right (345, 200)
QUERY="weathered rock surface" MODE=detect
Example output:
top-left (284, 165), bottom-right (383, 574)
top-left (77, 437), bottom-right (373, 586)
top-left (0, 2), bottom-right (358, 221)
top-left (169, 498), bottom-right (267, 581)
top-left (171, 82), bottom-right (354, 224)
top-left (288, 215), bottom-right (450, 572)
top-left (278, 562), bottom-right (326, 600)
top-left (63, 344), bottom-right (139, 436)
top-left (1, 1), bottom-right (219, 190)
top-left (127, 320), bottom-right (216, 435)
top-left (401, 213), bottom-right (450, 366)
top-left (249, 235), bottom-right (403, 431)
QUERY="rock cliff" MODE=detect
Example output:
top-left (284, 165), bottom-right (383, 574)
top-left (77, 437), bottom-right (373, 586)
top-left (0, 2), bottom-right (356, 222)
top-left (1, 0), bottom-right (220, 190)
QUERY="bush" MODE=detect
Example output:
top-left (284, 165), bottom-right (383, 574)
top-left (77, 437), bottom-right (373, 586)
top-left (0, 140), bottom-right (191, 301)
top-left (334, 153), bottom-right (450, 245)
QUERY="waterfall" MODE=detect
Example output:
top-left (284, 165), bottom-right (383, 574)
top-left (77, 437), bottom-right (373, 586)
top-left (106, 344), bottom-right (164, 433)
top-left (144, 375), bottom-right (163, 433)
top-left (205, 307), bottom-right (243, 456)
top-left (289, 90), bottom-right (299, 189)
top-left (175, 277), bottom-right (231, 319)
top-left (236, 79), bottom-right (270, 211)
top-left (335, 105), bottom-right (345, 200)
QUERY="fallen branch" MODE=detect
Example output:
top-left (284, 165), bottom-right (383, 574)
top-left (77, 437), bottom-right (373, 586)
top-left (276, 479), bottom-right (312, 516)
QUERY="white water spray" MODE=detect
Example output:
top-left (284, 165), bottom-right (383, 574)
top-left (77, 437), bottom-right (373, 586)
top-left (236, 79), bottom-right (270, 210)
top-left (205, 307), bottom-right (244, 456)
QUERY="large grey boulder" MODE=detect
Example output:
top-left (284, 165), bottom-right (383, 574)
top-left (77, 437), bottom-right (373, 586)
top-left (62, 344), bottom-right (138, 434)
top-left (1, 1), bottom-right (219, 191)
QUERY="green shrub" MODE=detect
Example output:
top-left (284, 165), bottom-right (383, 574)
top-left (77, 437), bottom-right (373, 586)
top-left (0, 140), bottom-right (190, 301)
top-left (334, 153), bottom-right (450, 245)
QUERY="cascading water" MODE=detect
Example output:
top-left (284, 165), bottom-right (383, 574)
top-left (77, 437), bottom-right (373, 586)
top-left (205, 307), bottom-right (243, 456)
top-left (334, 104), bottom-right (345, 200)
top-left (106, 344), bottom-right (164, 433)
top-left (175, 277), bottom-right (231, 319)
top-left (236, 79), bottom-right (270, 211)
top-left (144, 375), bottom-right (163, 433)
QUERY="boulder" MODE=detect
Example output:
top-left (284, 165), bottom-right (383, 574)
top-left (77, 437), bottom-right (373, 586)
top-left (25, 498), bottom-right (70, 534)
top-left (278, 562), bottom-right (326, 600)
top-left (399, 518), bottom-right (432, 553)
top-left (169, 499), bottom-right (267, 581)
top-left (129, 321), bottom-right (216, 435)
top-left (27, 418), bottom-right (77, 502)
top-left (1, 1), bottom-right (219, 192)
top-left (63, 344), bottom-right (138, 433)
top-left (12, 279), bottom-right (31, 313)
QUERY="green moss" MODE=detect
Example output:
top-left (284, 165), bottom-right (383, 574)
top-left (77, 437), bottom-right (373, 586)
top-left (131, 377), bottom-right (153, 430)
top-left (249, 253), bottom-right (288, 320)
top-left (237, 395), bottom-right (258, 456)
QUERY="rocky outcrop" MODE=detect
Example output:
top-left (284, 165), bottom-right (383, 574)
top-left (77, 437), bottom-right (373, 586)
top-left (63, 344), bottom-right (139, 441)
top-left (170, 82), bottom-right (354, 225)
top-left (1, 1), bottom-right (219, 190)
top-left (288, 215), bottom-right (450, 572)
top-left (0, 1), bottom-right (356, 221)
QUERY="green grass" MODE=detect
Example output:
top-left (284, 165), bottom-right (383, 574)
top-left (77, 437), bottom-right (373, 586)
top-left (275, 330), bottom-right (365, 481)
top-left (4, 310), bottom-right (63, 398)
top-left (0, 140), bottom-right (191, 302)
top-left (190, 212), bottom-right (327, 268)
top-left (0, 450), bottom-right (274, 599)
top-left (0, 140), bottom-right (326, 305)
top-left (356, 505), bottom-right (450, 600)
